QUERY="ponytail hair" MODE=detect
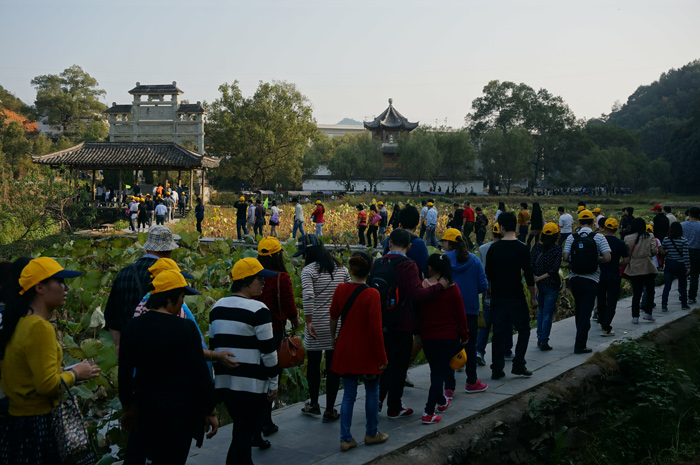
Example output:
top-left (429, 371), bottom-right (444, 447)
top-left (453, 236), bottom-right (470, 263)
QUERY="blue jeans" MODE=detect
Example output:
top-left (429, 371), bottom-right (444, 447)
top-left (476, 302), bottom-right (512, 359)
top-left (536, 286), bottom-right (559, 344)
top-left (293, 220), bottom-right (305, 238)
top-left (426, 225), bottom-right (439, 248)
top-left (315, 223), bottom-right (323, 236)
top-left (236, 218), bottom-right (247, 239)
top-left (340, 377), bottom-right (379, 442)
top-left (662, 259), bottom-right (687, 306)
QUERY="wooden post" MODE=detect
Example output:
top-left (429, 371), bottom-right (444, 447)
top-left (118, 169), bottom-right (123, 206)
top-left (200, 169), bottom-right (205, 204)
top-left (91, 170), bottom-right (96, 202)
top-left (189, 170), bottom-right (194, 209)
top-left (177, 170), bottom-right (182, 187)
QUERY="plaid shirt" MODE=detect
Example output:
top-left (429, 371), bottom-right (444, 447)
top-left (104, 256), bottom-right (159, 332)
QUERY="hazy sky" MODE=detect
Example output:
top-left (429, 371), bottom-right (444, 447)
top-left (1, 0), bottom-right (698, 127)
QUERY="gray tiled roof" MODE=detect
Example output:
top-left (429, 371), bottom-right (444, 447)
top-left (105, 104), bottom-right (133, 114)
top-left (177, 104), bottom-right (206, 113)
top-left (32, 142), bottom-right (220, 170)
top-left (364, 99), bottom-right (419, 131)
top-left (129, 84), bottom-right (183, 95)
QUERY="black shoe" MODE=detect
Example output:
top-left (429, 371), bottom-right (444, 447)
top-left (491, 371), bottom-right (506, 380)
top-left (574, 348), bottom-right (593, 354)
top-left (404, 378), bottom-right (415, 388)
top-left (539, 343), bottom-right (553, 351)
top-left (511, 366), bottom-right (532, 377)
top-left (689, 299), bottom-right (698, 305)
top-left (252, 437), bottom-right (271, 450)
top-left (261, 424), bottom-right (279, 436)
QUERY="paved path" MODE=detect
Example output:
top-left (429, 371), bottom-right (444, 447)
top-left (183, 281), bottom-right (693, 464)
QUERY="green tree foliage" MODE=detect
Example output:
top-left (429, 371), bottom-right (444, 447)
top-left (0, 120), bottom-right (32, 178)
top-left (664, 94), bottom-right (700, 194)
top-left (31, 65), bottom-right (107, 140)
top-left (302, 132), bottom-right (334, 183)
top-left (480, 128), bottom-right (532, 195)
top-left (325, 133), bottom-right (379, 190)
top-left (397, 129), bottom-right (439, 193)
top-left (437, 130), bottom-right (476, 193)
top-left (206, 80), bottom-right (318, 190)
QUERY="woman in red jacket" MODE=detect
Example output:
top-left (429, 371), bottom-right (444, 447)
top-left (418, 254), bottom-right (468, 425)
top-left (312, 200), bottom-right (325, 237)
top-left (329, 252), bottom-right (388, 452)
top-left (253, 237), bottom-right (300, 445)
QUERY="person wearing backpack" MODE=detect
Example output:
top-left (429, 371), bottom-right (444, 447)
top-left (371, 229), bottom-right (450, 419)
top-left (624, 218), bottom-right (659, 323)
top-left (659, 222), bottom-right (691, 311)
top-left (329, 252), bottom-right (388, 451)
top-left (562, 210), bottom-right (612, 354)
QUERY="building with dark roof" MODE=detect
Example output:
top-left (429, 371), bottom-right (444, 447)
top-left (364, 98), bottom-right (419, 173)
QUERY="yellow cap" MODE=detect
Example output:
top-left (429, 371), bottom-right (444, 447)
top-left (646, 224), bottom-right (654, 233)
top-left (577, 206), bottom-right (585, 212)
top-left (18, 257), bottom-right (82, 295)
top-left (605, 218), bottom-right (618, 230)
top-left (427, 202), bottom-right (434, 207)
top-left (492, 223), bottom-right (501, 235)
top-left (542, 223), bottom-right (560, 236)
top-left (258, 237), bottom-right (282, 256)
top-left (231, 257), bottom-right (277, 281)
top-left (578, 209), bottom-right (595, 220)
top-left (239, 196), bottom-right (245, 202)
top-left (377, 201), bottom-right (384, 206)
top-left (592, 208), bottom-right (601, 214)
top-left (147, 258), bottom-right (193, 280)
top-left (150, 269), bottom-right (200, 295)
top-left (316, 200), bottom-right (322, 204)
top-left (442, 228), bottom-right (463, 242)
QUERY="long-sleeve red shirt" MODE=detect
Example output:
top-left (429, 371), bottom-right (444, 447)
top-left (417, 285), bottom-right (469, 341)
top-left (253, 272), bottom-right (298, 333)
top-left (313, 205), bottom-right (324, 224)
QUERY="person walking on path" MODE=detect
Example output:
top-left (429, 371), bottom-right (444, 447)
top-left (517, 202), bottom-right (530, 243)
top-left (388, 203), bottom-right (401, 231)
top-left (119, 270), bottom-right (218, 464)
top-left (329, 252), bottom-right (389, 451)
top-left (484, 212), bottom-right (537, 379)
top-left (461, 200), bottom-right (476, 250)
top-left (209, 258), bottom-right (279, 465)
top-left (164, 192), bottom-right (175, 223)
top-left (624, 217), bottom-right (659, 324)
top-left (295, 234), bottom-right (350, 422)
top-left (145, 194), bottom-right (155, 227)
top-left (652, 205), bottom-right (671, 244)
top-left (178, 190), bottom-right (187, 217)
top-left (378, 201), bottom-right (389, 244)
top-left (494, 202), bottom-right (506, 223)
top-left (253, 238), bottom-right (300, 440)
top-left (234, 196), bottom-right (249, 239)
top-left (597, 218), bottom-right (629, 336)
top-left (292, 197), bottom-right (305, 238)
top-left (417, 253), bottom-right (469, 425)
top-left (681, 206), bottom-right (700, 305)
top-left (269, 201), bottom-right (281, 238)
top-left (452, 203), bottom-right (464, 232)
top-left (530, 223), bottom-right (562, 350)
top-left (592, 208), bottom-right (604, 231)
top-left (659, 222), bottom-right (691, 311)
top-left (620, 207), bottom-right (635, 239)
top-left (0, 257), bottom-right (100, 465)
top-left (373, 229), bottom-right (449, 419)
top-left (357, 204), bottom-right (367, 245)
top-left (474, 206), bottom-right (489, 246)
top-left (441, 229), bottom-right (488, 394)
top-left (367, 204), bottom-right (381, 248)
top-left (105, 225), bottom-right (179, 356)
top-left (527, 202), bottom-right (544, 247)
top-left (254, 199), bottom-right (266, 237)
top-left (665, 205), bottom-right (679, 225)
top-left (247, 198), bottom-right (256, 234)
top-left (312, 200), bottom-right (325, 237)
top-left (425, 201), bottom-right (439, 248)
top-left (419, 200), bottom-right (428, 240)
top-left (563, 210), bottom-right (612, 353)
top-left (558, 206), bottom-right (573, 246)
top-left (195, 197), bottom-right (205, 233)
top-left (154, 199), bottom-right (167, 225)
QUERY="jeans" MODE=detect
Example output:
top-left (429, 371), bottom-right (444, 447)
top-left (420, 223), bottom-right (426, 240)
top-left (222, 391), bottom-right (267, 465)
top-left (236, 218), bottom-right (248, 239)
top-left (559, 233), bottom-right (570, 246)
top-left (518, 225), bottom-right (529, 243)
top-left (662, 259), bottom-right (688, 306)
top-left (379, 331), bottom-right (413, 413)
top-left (147, 211), bottom-right (153, 227)
top-left (367, 225), bottom-right (379, 248)
top-left (463, 222), bottom-right (475, 250)
top-left (476, 302), bottom-right (513, 360)
top-left (475, 230), bottom-right (486, 247)
top-left (379, 226), bottom-right (386, 236)
top-left (490, 297), bottom-right (530, 374)
top-left (570, 277), bottom-right (598, 351)
top-left (597, 275), bottom-right (621, 332)
top-left (253, 222), bottom-right (264, 237)
top-left (426, 225), bottom-right (439, 248)
top-left (340, 377), bottom-right (379, 442)
top-left (130, 217), bottom-right (138, 232)
top-left (316, 223), bottom-right (324, 236)
top-left (292, 220), bottom-right (305, 238)
top-left (689, 248), bottom-right (700, 301)
top-left (307, 350), bottom-right (339, 409)
top-left (631, 274), bottom-right (656, 317)
top-left (536, 285), bottom-right (559, 344)
top-left (358, 226), bottom-right (367, 245)
top-left (196, 218), bottom-right (202, 233)
top-left (156, 215), bottom-right (165, 225)
top-left (422, 339), bottom-right (457, 415)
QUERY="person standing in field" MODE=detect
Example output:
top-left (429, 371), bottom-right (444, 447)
top-left (195, 197), bottom-right (204, 234)
top-left (461, 200), bottom-right (476, 250)
top-left (247, 198), bottom-right (256, 235)
top-left (234, 196), bottom-right (249, 239)
top-left (474, 206), bottom-right (489, 247)
top-left (269, 201), bottom-right (281, 238)
top-left (425, 201), bottom-right (439, 248)
top-left (292, 197), bottom-right (305, 239)
top-left (312, 200), bottom-right (325, 237)
top-left (378, 201), bottom-right (389, 241)
top-left (558, 206), bottom-right (573, 246)
top-left (367, 205), bottom-right (381, 248)
top-left (517, 202), bottom-right (530, 243)
top-left (527, 202), bottom-right (544, 247)
top-left (254, 199), bottom-right (266, 237)
top-left (419, 200), bottom-right (428, 240)
top-left (357, 204), bottom-right (367, 245)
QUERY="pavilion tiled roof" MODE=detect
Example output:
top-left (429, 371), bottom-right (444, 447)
top-left (177, 103), bottom-right (206, 113)
top-left (364, 99), bottom-right (419, 131)
top-left (32, 142), bottom-right (220, 170)
top-left (128, 82), bottom-right (183, 95)
top-left (105, 104), bottom-right (133, 114)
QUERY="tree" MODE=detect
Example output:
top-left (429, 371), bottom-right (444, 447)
top-left (437, 130), bottom-right (476, 193)
top-left (397, 130), bottom-right (439, 194)
top-left (31, 65), bottom-right (107, 140)
top-left (328, 143), bottom-right (362, 191)
top-left (206, 80), bottom-right (318, 190)
top-left (353, 133), bottom-right (384, 191)
top-left (465, 80), bottom-right (536, 136)
top-left (0, 120), bottom-right (32, 178)
top-left (80, 120), bottom-right (109, 142)
top-left (302, 132), bottom-right (335, 183)
top-left (479, 128), bottom-right (532, 195)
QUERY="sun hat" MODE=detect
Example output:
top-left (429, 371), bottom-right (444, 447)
top-left (542, 223), bottom-right (560, 236)
top-left (604, 218), bottom-right (619, 230)
top-left (646, 224), bottom-right (654, 233)
top-left (231, 257), bottom-right (277, 281)
top-left (239, 196), bottom-right (245, 202)
top-left (650, 204), bottom-right (662, 211)
top-left (148, 258), bottom-right (194, 279)
top-left (293, 234), bottom-right (322, 257)
top-left (577, 206), bottom-right (585, 212)
top-left (150, 269), bottom-right (200, 295)
top-left (18, 257), bottom-right (82, 295)
top-left (492, 223), bottom-right (500, 235)
top-left (592, 208), bottom-right (601, 214)
top-left (442, 228), bottom-right (463, 242)
top-left (258, 237), bottom-right (282, 256)
top-left (578, 209), bottom-right (595, 220)
top-left (142, 226), bottom-right (179, 252)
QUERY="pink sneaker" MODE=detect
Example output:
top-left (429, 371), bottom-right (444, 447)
top-left (444, 389), bottom-right (455, 400)
top-left (436, 399), bottom-right (450, 413)
top-left (465, 380), bottom-right (488, 394)
top-left (387, 406), bottom-right (414, 419)
top-left (421, 413), bottom-right (442, 424)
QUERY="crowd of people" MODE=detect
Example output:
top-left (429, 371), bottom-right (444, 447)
top-left (0, 198), bottom-right (699, 464)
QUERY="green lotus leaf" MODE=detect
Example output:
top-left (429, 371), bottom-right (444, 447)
top-left (80, 338), bottom-right (103, 358)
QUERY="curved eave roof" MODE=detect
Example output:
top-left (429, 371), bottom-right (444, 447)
top-left (31, 142), bottom-right (220, 170)
top-left (364, 104), bottom-right (419, 131)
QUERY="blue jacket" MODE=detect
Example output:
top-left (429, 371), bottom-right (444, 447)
top-left (445, 251), bottom-right (488, 315)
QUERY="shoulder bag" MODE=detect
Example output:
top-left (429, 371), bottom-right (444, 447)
top-left (53, 378), bottom-right (97, 465)
top-left (275, 274), bottom-right (305, 369)
top-left (620, 242), bottom-right (637, 280)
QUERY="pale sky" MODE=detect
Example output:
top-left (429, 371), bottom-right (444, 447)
top-left (1, 0), bottom-right (698, 127)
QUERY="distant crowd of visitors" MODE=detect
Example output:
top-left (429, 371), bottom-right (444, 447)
top-left (0, 199), bottom-right (699, 464)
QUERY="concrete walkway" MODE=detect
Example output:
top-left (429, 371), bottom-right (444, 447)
top-left (183, 281), bottom-right (694, 464)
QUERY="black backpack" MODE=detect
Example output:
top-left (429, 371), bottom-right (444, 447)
top-left (570, 232), bottom-right (599, 274)
top-left (368, 255), bottom-right (412, 329)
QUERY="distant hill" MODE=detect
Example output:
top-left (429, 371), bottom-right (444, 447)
top-left (0, 84), bottom-right (36, 120)
top-left (336, 118), bottom-right (363, 126)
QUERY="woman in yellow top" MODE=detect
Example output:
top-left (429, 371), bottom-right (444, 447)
top-left (0, 257), bottom-right (101, 464)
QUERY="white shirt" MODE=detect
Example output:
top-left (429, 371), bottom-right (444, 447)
top-left (559, 213), bottom-right (574, 234)
top-left (295, 203), bottom-right (304, 222)
top-left (666, 213), bottom-right (678, 224)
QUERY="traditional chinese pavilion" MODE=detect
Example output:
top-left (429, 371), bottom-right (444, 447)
top-left (364, 98), bottom-right (419, 172)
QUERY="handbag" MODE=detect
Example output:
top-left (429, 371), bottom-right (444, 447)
top-left (620, 242), bottom-right (637, 280)
top-left (274, 274), bottom-right (306, 368)
top-left (52, 378), bottom-right (94, 464)
top-left (449, 348), bottom-right (467, 370)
